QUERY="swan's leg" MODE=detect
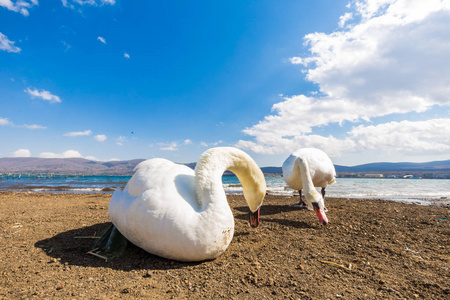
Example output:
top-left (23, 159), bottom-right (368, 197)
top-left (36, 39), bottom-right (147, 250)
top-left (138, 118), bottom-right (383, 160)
top-left (88, 224), bottom-right (129, 261)
top-left (290, 190), bottom-right (308, 209)
top-left (321, 187), bottom-right (328, 212)
top-left (299, 190), bottom-right (305, 205)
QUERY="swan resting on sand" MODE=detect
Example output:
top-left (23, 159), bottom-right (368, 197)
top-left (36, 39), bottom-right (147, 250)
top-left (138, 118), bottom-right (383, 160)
top-left (92, 147), bottom-right (266, 262)
top-left (282, 148), bottom-right (336, 225)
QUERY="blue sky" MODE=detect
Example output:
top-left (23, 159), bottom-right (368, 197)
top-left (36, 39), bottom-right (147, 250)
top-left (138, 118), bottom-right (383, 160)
top-left (1, 0), bottom-right (449, 167)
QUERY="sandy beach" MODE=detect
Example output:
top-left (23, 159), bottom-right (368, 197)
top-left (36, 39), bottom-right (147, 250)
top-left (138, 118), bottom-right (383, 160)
top-left (0, 192), bottom-right (448, 299)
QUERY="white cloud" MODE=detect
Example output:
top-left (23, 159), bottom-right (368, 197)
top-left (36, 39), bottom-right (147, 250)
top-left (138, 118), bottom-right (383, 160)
top-left (200, 140), bottom-right (223, 147)
top-left (25, 88), bottom-right (62, 103)
top-left (0, 32), bottom-right (21, 53)
top-left (22, 124), bottom-right (47, 129)
top-left (242, 94), bottom-right (363, 141)
top-left (236, 134), bottom-right (355, 157)
top-left (159, 142), bottom-right (178, 151)
top-left (0, 117), bottom-right (46, 129)
top-left (157, 139), bottom-right (195, 150)
top-left (0, 0), bottom-right (38, 16)
top-left (349, 118), bottom-right (450, 153)
top-left (116, 136), bottom-right (126, 146)
top-left (0, 117), bottom-right (13, 126)
top-left (94, 134), bottom-right (107, 142)
top-left (39, 150), bottom-right (83, 159)
top-left (38, 150), bottom-right (97, 160)
top-left (300, 0), bottom-right (450, 113)
top-left (62, 0), bottom-right (115, 10)
top-left (97, 36), bottom-right (106, 44)
top-left (64, 130), bottom-right (92, 137)
top-left (61, 41), bottom-right (71, 52)
top-left (238, 118), bottom-right (450, 157)
top-left (12, 149), bottom-right (31, 157)
top-left (238, 0), bottom-right (450, 158)
top-left (338, 12), bottom-right (353, 28)
top-left (124, 53), bottom-right (130, 59)
top-left (289, 57), bottom-right (304, 65)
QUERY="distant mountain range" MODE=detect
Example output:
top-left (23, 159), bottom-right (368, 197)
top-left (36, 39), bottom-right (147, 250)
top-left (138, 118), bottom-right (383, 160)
top-left (334, 160), bottom-right (450, 173)
top-left (0, 157), bottom-right (144, 175)
top-left (262, 160), bottom-right (450, 177)
top-left (0, 157), bottom-right (449, 176)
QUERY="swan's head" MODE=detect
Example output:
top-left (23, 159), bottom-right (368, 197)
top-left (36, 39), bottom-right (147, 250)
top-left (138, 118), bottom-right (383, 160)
top-left (304, 189), bottom-right (328, 225)
top-left (243, 179), bottom-right (266, 228)
top-left (231, 150), bottom-right (266, 228)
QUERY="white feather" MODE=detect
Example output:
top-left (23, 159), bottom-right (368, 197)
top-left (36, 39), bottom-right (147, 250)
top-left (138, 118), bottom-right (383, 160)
top-left (109, 147), bottom-right (266, 262)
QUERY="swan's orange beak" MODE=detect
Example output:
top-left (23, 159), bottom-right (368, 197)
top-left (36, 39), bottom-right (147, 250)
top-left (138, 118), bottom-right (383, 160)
top-left (312, 203), bottom-right (328, 225)
top-left (249, 208), bottom-right (260, 228)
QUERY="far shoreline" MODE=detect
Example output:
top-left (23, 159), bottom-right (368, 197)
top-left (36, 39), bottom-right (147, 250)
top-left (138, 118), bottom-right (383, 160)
top-left (1, 190), bottom-right (449, 208)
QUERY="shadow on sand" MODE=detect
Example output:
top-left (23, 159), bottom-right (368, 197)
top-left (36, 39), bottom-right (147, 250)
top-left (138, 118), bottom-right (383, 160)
top-left (233, 204), bottom-right (314, 229)
top-left (36, 203), bottom-right (315, 271)
top-left (35, 222), bottom-right (203, 271)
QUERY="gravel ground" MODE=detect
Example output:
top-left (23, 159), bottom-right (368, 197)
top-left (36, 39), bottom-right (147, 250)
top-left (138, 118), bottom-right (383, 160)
top-left (0, 192), bottom-right (449, 299)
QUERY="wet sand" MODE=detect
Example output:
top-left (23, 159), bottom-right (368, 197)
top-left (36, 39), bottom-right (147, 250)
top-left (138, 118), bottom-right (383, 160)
top-left (0, 192), bottom-right (449, 299)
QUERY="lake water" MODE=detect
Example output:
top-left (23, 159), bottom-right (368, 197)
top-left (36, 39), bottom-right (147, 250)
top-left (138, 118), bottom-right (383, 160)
top-left (0, 174), bottom-right (449, 206)
top-left (223, 177), bottom-right (450, 206)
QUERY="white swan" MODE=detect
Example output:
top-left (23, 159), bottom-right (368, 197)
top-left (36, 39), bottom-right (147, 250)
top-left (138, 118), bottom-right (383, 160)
top-left (108, 147), bottom-right (266, 262)
top-left (282, 148), bottom-right (336, 225)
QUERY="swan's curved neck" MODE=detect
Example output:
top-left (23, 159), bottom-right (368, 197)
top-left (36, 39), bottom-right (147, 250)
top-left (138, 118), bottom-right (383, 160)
top-left (296, 157), bottom-right (315, 193)
top-left (195, 148), bottom-right (265, 212)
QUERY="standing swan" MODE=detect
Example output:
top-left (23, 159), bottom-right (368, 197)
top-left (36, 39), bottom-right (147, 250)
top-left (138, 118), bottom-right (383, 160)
top-left (282, 148), bottom-right (336, 225)
top-left (105, 147), bottom-right (266, 262)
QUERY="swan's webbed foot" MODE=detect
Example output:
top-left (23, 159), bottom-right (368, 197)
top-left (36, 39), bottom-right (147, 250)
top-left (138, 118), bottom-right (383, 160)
top-left (290, 199), bottom-right (309, 209)
top-left (290, 190), bottom-right (309, 209)
top-left (88, 224), bottom-right (128, 261)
